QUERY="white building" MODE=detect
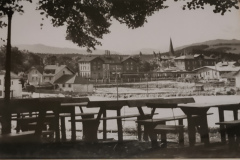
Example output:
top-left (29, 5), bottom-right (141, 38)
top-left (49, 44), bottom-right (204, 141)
top-left (54, 75), bottom-right (93, 93)
top-left (0, 70), bottom-right (22, 98)
top-left (194, 64), bottom-right (240, 80)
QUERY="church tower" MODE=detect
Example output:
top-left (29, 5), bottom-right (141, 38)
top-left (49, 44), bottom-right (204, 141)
top-left (169, 38), bottom-right (174, 56)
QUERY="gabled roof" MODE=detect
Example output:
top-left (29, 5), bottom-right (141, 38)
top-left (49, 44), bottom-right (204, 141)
top-left (121, 56), bottom-right (137, 62)
top-left (27, 66), bottom-right (44, 74)
top-left (193, 65), bottom-right (240, 72)
top-left (174, 54), bottom-right (215, 60)
top-left (54, 75), bottom-right (90, 84)
top-left (100, 55), bottom-right (122, 64)
top-left (74, 76), bottom-right (89, 84)
top-left (43, 65), bottom-right (75, 75)
top-left (78, 56), bottom-right (102, 62)
top-left (54, 75), bottom-right (75, 84)
top-left (0, 70), bottom-right (20, 79)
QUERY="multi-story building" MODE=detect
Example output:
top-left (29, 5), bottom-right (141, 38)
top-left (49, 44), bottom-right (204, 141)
top-left (121, 56), bottom-right (139, 73)
top-left (78, 56), bottom-right (104, 79)
top-left (101, 52), bottom-right (123, 80)
top-left (27, 66), bottom-right (43, 85)
top-left (174, 54), bottom-right (216, 71)
top-left (0, 70), bottom-right (22, 98)
top-left (43, 64), bottom-right (75, 83)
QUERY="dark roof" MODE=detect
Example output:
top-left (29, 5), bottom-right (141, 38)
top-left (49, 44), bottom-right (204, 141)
top-left (78, 56), bottom-right (102, 62)
top-left (121, 56), bottom-right (137, 62)
top-left (0, 70), bottom-right (20, 79)
top-left (74, 76), bottom-right (89, 84)
top-left (54, 75), bottom-right (75, 84)
top-left (100, 55), bottom-right (122, 64)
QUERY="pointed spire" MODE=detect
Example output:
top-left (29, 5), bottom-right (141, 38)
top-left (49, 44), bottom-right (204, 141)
top-left (169, 38), bottom-right (174, 56)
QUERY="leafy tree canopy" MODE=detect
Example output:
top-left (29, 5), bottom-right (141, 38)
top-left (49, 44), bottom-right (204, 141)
top-left (0, 0), bottom-right (239, 51)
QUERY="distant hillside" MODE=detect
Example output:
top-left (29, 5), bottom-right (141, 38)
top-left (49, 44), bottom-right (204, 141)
top-left (15, 44), bottom-right (122, 55)
top-left (175, 39), bottom-right (240, 54)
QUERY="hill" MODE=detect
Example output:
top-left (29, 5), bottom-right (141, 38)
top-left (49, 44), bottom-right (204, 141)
top-left (15, 44), bottom-right (122, 55)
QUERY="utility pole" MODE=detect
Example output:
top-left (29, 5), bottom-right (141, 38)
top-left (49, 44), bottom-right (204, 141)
top-left (116, 64), bottom-right (118, 101)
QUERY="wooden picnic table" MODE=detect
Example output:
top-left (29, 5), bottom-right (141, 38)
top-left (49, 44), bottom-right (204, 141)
top-left (0, 97), bottom-right (89, 143)
top-left (84, 98), bottom-right (164, 142)
top-left (86, 100), bottom-right (128, 142)
top-left (178, 102), bottom-right (240, 146)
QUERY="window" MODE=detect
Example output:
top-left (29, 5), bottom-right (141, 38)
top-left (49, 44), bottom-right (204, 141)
top-left (0, 79), bottom-right (1, 85)
top-left (63, 84), bottom-right (65, 87)
top-left (32, 77), bottom-right (34, 80)
top-left (63, 71), bottom-right (65, 74)
top-left (68, 84), bottom-right (71, 88)
top-left (11, 81), bottom-right (13, 85)
top-left (0, 90), bottom-right (2, 96)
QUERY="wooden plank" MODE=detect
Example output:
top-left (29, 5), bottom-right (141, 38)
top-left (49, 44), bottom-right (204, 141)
top-left (59, 112), bottom-right (97, 117)
top-left (216, 119), bottom-right (240, 125)
top-left (87, 100), bottom-right (128, 108)
top-left (127, 98), bottom-right (164, 107)
top-left (100, 114), bottom-right (141, 120)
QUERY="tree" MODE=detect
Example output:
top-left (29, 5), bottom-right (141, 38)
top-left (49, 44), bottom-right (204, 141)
top-left (0, 0), bottom-right (239, 134)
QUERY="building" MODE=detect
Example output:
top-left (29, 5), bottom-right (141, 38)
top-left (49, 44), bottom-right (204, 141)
top-left (193, 64), bottom-right (240, 80)
top-left (174, 54), bottom-right (216, 71)
top-left (27, 66), bottom-right (43, 85)
top-left (54, 75), bottom-right (93, 93)
top-left (101, 51), bottom-right (123, 80)
top-left (43, 64), bottom-right (75, 83)
top-left (0, 70), bottom-right (22, 98)
top-left (78, 56), bottom-right (104, 79)
top-left (121, 56), bottom-right (139, 73)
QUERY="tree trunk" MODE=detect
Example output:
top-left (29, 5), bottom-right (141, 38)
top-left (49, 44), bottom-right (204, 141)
top-left (2, 11), bottom-right (13, 134)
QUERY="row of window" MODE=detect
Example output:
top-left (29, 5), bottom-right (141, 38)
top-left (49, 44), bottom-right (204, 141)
top-left (62, 84), bottom-right (71, 88)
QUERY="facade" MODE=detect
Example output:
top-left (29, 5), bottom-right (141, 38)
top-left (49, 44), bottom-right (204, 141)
top-left (0, 70), bottom-right (22, 98)
top-left (27, 66), bottom-right (43, 85)
top-left (54, 75), bottom-right (93, 93)
top-left (78, 56), bottom-right (104, 79)
top-left (174, 54), bottom-right (216, 71)
top-left (101, 53), bottom-right (123, 80)
top-left (121, 56), bottom-right (139, 73)
top-left (43, 65), bottom-right (75, 83)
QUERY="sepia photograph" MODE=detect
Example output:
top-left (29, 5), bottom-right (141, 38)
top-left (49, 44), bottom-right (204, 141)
top-left (0, 0), bottom-right (240, 159)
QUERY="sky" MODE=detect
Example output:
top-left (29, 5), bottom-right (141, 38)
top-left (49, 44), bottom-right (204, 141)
top-left (0, 0), bottom-right (240, 53)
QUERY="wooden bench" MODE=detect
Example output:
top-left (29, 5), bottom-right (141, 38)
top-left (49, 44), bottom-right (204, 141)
top-left (154, 125), bottom-right (185, 147)
top-left (216, 120), bottom-right (240, 149)
top-left (0, 130), bottom-right (54, 143)
top-left (137, 113), bottom-right (213, 147)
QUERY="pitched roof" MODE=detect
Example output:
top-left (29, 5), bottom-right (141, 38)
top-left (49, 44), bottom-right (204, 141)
top-left (100, 55), bottom-right (122, 64)
top-left (43, 65), bottom-right (75, 75)
top-left (54, 75), bottom-right (75, 84)
top-left (0, 70), bottom-right (20, 79)
top-left (174, 54), bottom-right (215, 60)
top-left (78, 56), bottom-right (101, 62)
top-left (74, 76), bottom-right (89, 84)
top-left (121, 56), bottom-right (137, 62)
top-left (27, 66), bottom-right (44, 74)
top-left (193, 66), bottom-right (240, 72)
